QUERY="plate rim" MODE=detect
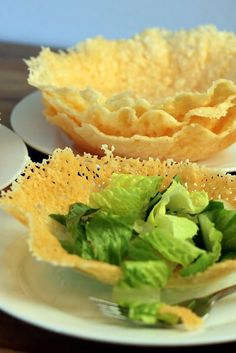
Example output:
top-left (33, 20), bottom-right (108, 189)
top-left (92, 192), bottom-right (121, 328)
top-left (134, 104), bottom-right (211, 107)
top-left (10, 91), bottom-right (74, 155)
top-left (0, 124), bottom-right (28, 189)
top-left (1, 209), bottom-right (236, 346)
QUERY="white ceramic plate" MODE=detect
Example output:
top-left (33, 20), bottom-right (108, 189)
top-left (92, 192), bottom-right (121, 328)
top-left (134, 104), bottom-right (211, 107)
top-left (0, 125), bottom-right (28, 189)
top-left (10, 91), bottom-right (75, 155)
top-left (1, 208), bottom-right (236, 346)
top-left (11, 91), bottom-right (236, 172)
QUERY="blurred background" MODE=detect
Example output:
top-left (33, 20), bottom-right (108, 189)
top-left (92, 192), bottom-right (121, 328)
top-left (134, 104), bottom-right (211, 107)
top-left (1, 0), bottom-right (236, 48)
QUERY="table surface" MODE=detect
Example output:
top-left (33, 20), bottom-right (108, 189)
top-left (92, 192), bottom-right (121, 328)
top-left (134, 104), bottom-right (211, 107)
top-left (1, 41), bottom-right (236, 353)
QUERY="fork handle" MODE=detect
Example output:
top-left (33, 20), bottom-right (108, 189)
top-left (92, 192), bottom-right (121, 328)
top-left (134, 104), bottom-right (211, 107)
top-left (212, 284), bottom-right (236, 301)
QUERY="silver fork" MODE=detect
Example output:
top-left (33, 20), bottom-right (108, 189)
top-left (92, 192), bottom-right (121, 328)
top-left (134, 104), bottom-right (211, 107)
top-left (90, 284), bottom-right (236, 323)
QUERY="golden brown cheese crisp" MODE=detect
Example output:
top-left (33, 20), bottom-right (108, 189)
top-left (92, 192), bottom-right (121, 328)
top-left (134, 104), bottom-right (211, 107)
top-left (1, 147), bottom-right (236, 283)
top-left (26, 26), bottom-right (236, 161)
top-left (1, 148), bottom-right (236, 329)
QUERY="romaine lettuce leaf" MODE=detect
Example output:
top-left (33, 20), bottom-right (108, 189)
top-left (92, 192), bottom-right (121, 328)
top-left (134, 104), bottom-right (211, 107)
top-left (221, 251), bottom-right (236, 261)
top-left (90, 173), bottom-right (163, 223)
top-left (121, 260), bottom-right (171, 288)
top-left (50, 202), bottom-right (132, 265)
top-left (203, 200), bottom-right (225, 212)
top-left (127, 302), bottom-right (179, 325)
top-left (50, 202), bottom-right (98, 257)
top-left (65, 203), bottom-right (97, 240)
top-left (147, 214), bottom-right (198, 240)
top-left (180, 213), bottom-right (222, 276)
top-left (199, 213), bottom-right (222, 254)
top-left (85, 211), bottom-right (133, 265)
top-left (127, 237), bottom-right (161, 261)
top-left (141, 227), bottom-right (204, 267)
top-left (148, 178), bottom-right (209, 218)
top-left (49, 213), bottom-right (66, 226)
top-left (206, 208), bottom-right (236, 251)
top-left (105, 173), bottom-right (163, 190)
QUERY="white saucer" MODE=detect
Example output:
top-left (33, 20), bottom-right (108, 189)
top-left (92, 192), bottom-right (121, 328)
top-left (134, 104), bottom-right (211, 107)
top-left (0, 125), bottom-right (28, 189)
top-left (10, 91), bottom-right (236, 172)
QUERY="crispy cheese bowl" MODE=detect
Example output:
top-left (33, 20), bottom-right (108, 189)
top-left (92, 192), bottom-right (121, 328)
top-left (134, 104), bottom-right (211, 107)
top-left (26, 26), bottom-right (236, 161)
top-left (1, 148), bottom-right (236, 330)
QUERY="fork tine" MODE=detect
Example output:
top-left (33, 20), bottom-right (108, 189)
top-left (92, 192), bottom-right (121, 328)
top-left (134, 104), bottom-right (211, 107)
top-left (89, 297), bottom-right (128, 321)
top-left (90, 296), bottom-right (118, 307)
